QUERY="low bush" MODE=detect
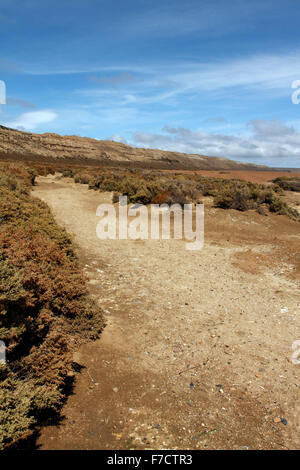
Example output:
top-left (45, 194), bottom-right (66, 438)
top-left (62, 167), bottom-right (300, 220)
top-left (214, 181), bottom-right (299, 219)
top-left (61, 169), bottom-right (74, 178)
top-left (272, 176), bottom-right (300, 192)
top-left (0, 163), bottom-right (104, 449)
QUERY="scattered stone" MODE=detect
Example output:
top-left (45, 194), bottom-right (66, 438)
top-left (274, 417), bottom-right (281, 423)
top-left (113, 387), bottom-right (119, 393)
top-left (281, 418), bottom-right (288, 426)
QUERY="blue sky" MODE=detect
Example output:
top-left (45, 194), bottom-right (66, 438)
top-left (1, 0), bottom-right (300, 167)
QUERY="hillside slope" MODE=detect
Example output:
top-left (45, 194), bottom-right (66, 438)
top-left (0, 125), bottom-right (268, 170)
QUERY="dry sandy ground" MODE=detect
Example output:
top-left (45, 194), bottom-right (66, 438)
top-left (32, 175), bottom-right (300, 450)
top-left (164, 170), bottom-right (300, 184)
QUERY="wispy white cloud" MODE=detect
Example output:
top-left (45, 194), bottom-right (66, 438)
top-left (22, 50), bottom-right (300, 99)
top-left (5, 109), bottom-right (58, 130)
top-left (170, 54), bottom-right (300, 92)
top-left (70, 52), bottom-right (300, 111)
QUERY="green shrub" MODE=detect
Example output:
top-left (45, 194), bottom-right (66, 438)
top-left (62, 169), bottom-right (74, 178)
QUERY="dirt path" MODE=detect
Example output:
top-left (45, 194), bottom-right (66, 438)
top-left (33, 175), bottom-right (300, 450)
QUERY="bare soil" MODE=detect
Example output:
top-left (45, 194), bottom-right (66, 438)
top-left (164, 169), bottom-right (300, 184)
top-left (32, 175), bottom-right (300, 450)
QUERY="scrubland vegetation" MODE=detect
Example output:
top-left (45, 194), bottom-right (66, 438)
top-left (272, 175), bottom-right (300, 192)
top-left (1, 161), bottom-right (299, 449)
top-left (56, 166), bottom-right (300, 220)
top-left (0, 163), bottom-right (104, 449)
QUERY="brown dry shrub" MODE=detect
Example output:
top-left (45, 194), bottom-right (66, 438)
top-left (272, 176), bottom-right (300, 192)
top-left (151, 191), bottom-right (170, 204)
top-left (0, 164), bottom-right (104, 449)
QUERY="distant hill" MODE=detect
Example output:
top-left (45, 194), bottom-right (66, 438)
top-left (0, 125), bottom-right (269, 170)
